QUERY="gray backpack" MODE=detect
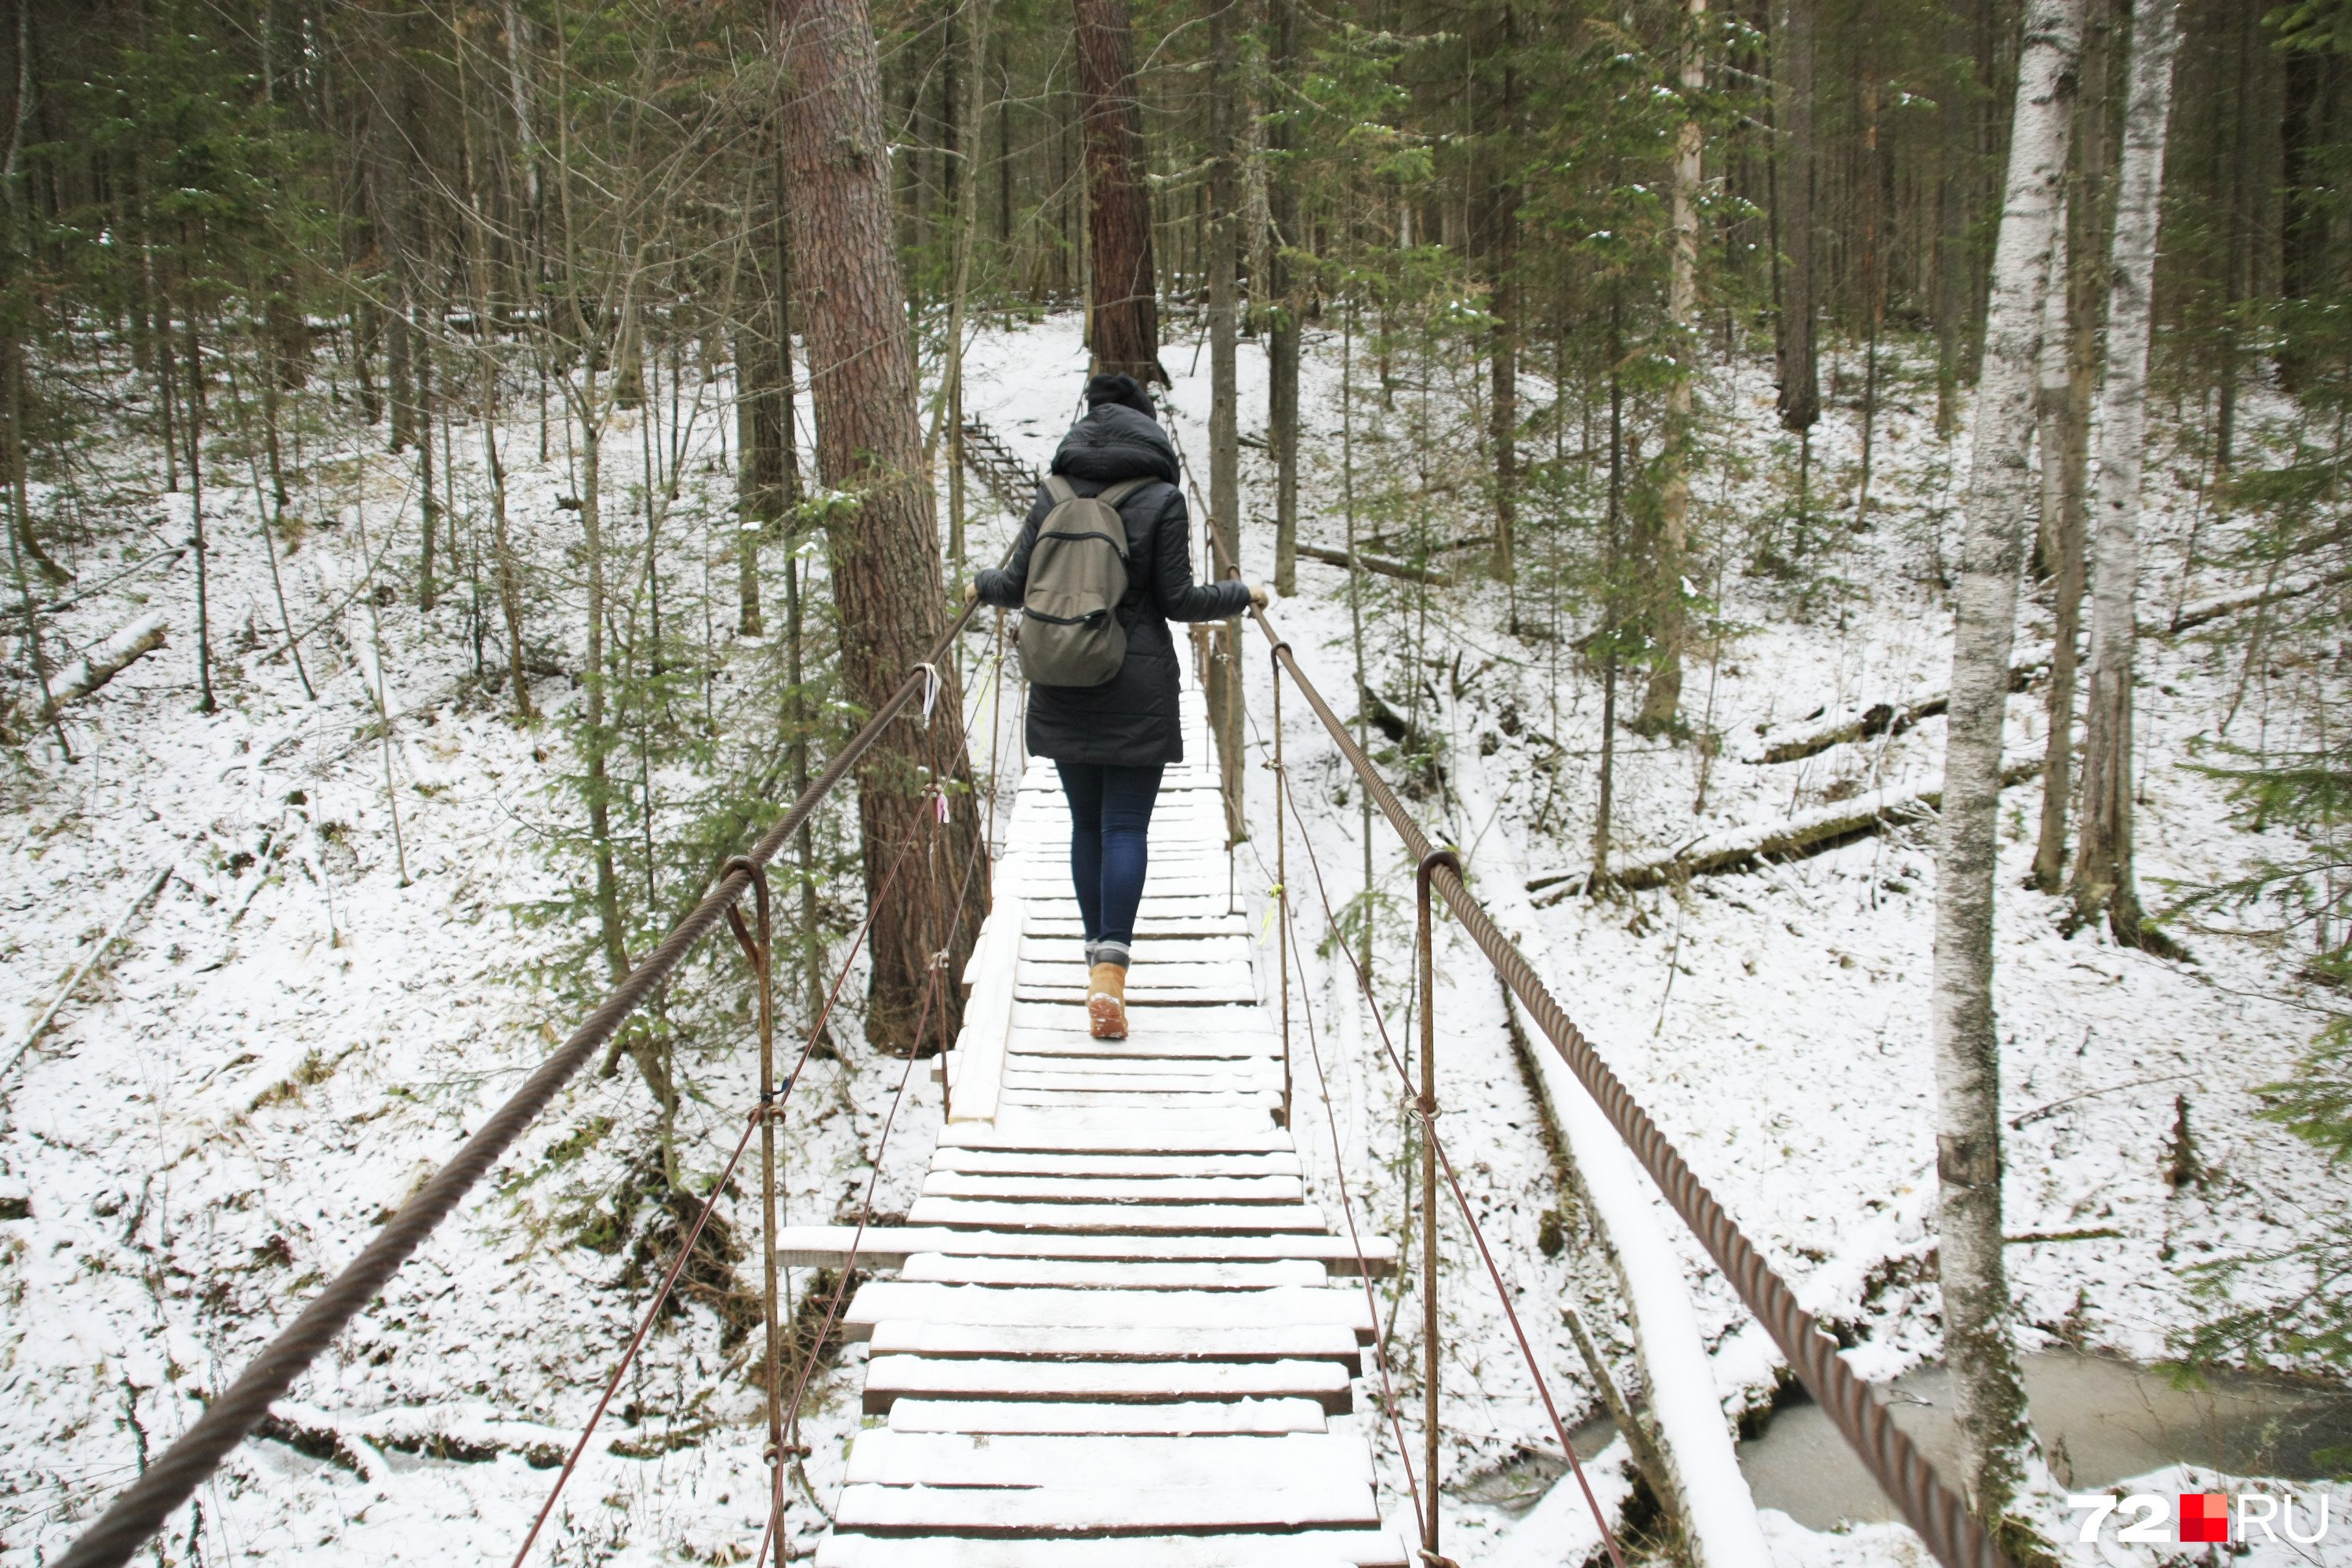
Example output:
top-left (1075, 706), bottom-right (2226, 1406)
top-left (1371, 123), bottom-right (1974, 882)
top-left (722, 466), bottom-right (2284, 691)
top-left (1019, 476), bottom-right (1149, 688)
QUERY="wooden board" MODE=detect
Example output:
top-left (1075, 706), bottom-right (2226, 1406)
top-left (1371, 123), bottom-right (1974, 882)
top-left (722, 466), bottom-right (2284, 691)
top-left (884, 1397), bottom-right (1328, 1435)
top-left (814, 676), bottom-right (1405, 1568)
top-left (862, 1322), bottom-right (1363, 1373)
top-left (904, 1198), bottom-right (1326, 1234)
top-left (845, 1283), bottom-right (1375, 1335)
top-left (858, 1354), bottom-right (1355, 1416)
top-left (895, 1256), bottom-right (1328, 1291)
top-left (917, 1172), bottom-right (1305, 1204)
top-left (925, 1149), bottom-right (1304, 1178)
top-left (776, 1225), bottom-right (1396, 1274)
top-left (816, 1533), bottom-right (1407, 1567)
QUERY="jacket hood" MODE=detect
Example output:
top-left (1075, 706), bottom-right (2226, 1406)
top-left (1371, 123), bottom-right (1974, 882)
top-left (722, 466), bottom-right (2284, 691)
top-left (1051, 404), bottom-right (1180, 486)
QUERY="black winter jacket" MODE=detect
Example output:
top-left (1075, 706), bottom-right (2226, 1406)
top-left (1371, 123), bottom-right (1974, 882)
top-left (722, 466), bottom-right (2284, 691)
top-left (975, 404), bottom-right (1249, 765)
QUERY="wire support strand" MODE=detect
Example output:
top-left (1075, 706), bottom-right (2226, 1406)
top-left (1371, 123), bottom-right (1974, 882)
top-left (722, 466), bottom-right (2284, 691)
top-left (509, 825), bottom-right (932, 1567)
top-left (1235, 594), bottom-right (2010, 1568)
top-left (1262, 713), bottom-right (1623, 1563)
top-left (55, 590), bottom-right (997, 1568)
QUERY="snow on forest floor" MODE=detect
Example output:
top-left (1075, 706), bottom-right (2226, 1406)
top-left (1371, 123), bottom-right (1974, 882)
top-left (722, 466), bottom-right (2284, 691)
top-left (2, 308), bottom-right (2348, 1566)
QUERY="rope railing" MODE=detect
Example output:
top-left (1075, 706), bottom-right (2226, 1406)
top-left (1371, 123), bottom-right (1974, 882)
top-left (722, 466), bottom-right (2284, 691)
top-left (55, 593), bottom-right (996, 1568)
top-left (1215, 531), bottom-right (2012, 1568)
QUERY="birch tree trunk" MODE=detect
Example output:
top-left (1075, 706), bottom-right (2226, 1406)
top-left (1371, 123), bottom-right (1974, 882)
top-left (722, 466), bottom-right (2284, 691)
top-left (778, 0), bottom-right (985, 1052)
top-left (1638, 0), bottom-right (1703, 735)
top-left (2031, 199), bottom-right (2083, 892)
top-left (1932, 0), bottom-right (2082, 1522)
top-left (2073, 0), bottom-right (2179, 945)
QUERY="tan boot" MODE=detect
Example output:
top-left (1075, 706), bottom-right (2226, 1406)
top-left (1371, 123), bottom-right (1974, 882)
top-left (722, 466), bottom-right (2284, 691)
top-left (1087, 962), bottom-right (1128, 1040)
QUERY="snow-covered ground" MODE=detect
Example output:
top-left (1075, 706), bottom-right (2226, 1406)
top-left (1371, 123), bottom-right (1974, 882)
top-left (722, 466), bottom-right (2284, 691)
top-left (3, 310), bottom-right (2347, 1565)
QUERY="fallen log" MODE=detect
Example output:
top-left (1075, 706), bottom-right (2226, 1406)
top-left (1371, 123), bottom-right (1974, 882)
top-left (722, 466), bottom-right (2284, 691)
top-left (2, 612), bottom-right (169, 739)
top-left (1746, 659), bottom-right (2043, 766)
top-left (2158, 565), bottom-right (2352, 636)
top-left (0, 546), bottom-right (189, 623)
top-left (1295, 543), bottom-right (1457, 586)
top-left (1532, 757), bottom-right (2043, 901)
top-left (1745, 571), bottom-right (2352, 770)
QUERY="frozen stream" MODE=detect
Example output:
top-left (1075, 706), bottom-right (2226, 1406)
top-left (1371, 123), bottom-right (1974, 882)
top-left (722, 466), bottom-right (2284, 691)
top-left (1738, 1352), bottom-right (2352, 1527)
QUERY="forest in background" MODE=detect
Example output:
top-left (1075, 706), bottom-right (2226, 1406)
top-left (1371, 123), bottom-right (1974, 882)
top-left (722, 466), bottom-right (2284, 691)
top-left (9, 0), bottom-right (2352, 1555)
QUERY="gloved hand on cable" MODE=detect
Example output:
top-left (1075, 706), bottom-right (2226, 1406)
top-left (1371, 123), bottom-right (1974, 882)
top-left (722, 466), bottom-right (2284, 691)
top-left (1248, 583), bottom-right (1269, 611)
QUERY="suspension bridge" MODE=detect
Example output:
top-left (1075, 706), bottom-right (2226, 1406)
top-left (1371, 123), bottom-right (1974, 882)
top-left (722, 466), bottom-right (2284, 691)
top-left (50, 426), bottom-right (2009, 1568)
top-left (778, 659), bottom-right (1406, 1565)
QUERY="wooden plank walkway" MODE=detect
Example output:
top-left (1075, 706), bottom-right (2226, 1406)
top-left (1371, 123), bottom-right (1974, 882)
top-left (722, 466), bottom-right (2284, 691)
top-left (794, 660), bottom-right (1406, 1568)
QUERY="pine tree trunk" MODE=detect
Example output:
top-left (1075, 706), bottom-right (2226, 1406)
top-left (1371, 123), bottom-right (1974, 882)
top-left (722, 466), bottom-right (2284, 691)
top-left (418, 327), bottom-right (439, 612)
top-left (2216, 0), bottom-right (2257, 470)
top-left (1073, 0), bottom-right (1164, 383)
top-left (1269, 0), bottom-right (1299, 598)
top-left (1933, 0), bottom-right (2082, 1522)
top-left (1936, 0), bottom-right (1974, 440)
top-left (946, 0), bottom-right (992, 572)
top-left (738, 325), bottom-right (771, 637)
top-left (1483, 5), bottom-right (1521, 590)
top-left (1639, 0), bottom-right (1703, 735)
top-left (1775, 0), bottom-right (1820, 435)
top-left (481, 345), bottom-right (533, 723)
top-left (779, 0), bottom-right (985, 1053)
top-left (2074, 0), bottom-right (2178, 945)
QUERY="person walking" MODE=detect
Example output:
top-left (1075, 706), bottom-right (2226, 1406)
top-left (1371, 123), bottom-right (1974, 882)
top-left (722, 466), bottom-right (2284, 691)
top-left (975, 373), bottom-right (1265, 1039)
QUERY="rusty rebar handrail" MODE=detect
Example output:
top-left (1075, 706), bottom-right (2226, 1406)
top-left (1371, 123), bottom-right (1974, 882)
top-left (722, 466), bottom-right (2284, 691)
top-left (1240, 585), bottom-right (2010, 1568)
top-left (56, 594), bottom-right (994, 1568)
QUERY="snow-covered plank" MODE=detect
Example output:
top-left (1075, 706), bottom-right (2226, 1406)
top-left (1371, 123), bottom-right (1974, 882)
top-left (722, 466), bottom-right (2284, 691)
top-left (858, 1353), bottom-right (1355, 1415)
top-left (946, 891), bottom-right (1023, 1124)
top-left (917, 1171), bottom-right (1305, 1203)
top-left (1022, 913), bottom-right (1248, 940)
top-left (815, 1531), bottom-right (1406, 1568)
top-left (1000, 1051), bottom-right (1279, 1081)
top-left (927, 1149), bottom-right (1303, 1178)
top-left (830, 1481), bottom-right (1379, 1536)
top-left (996, 1069), bottom-right (1280, 1098)
top-left (844, 1428), bottom-right (1374, 1492)
top-left (898, 1255), bottom-right (1327, 1290)
top-left (982, 1104), bottom-right (1276, 1135)
top-left (845, 1282), bottom-right (1374, 1335)
top-left (862, 1321), bottom-right (1363, 1370)
top-left (777, 1225), bottom-right (1395, 1273)
top-left (1007, 1000), bottom-right (1272, 1036)
top-left (933, 1123), bottom-right (1294, 1154)
top-left (994, 1087), bottom-right (1279, 1113)
top-left (1003, 1032), bottom-right (1282, 1061)
top-left (1015, 958), bottom-right (1255, 991)
top-left (884, 1396), bottom-right (1327, 1435)
top-left (904, 1198), bottom-right (1325, 1233)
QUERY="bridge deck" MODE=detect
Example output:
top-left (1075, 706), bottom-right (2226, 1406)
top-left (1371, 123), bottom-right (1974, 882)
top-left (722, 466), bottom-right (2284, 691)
top-left (806, 662), bottom-right (1406, 1567)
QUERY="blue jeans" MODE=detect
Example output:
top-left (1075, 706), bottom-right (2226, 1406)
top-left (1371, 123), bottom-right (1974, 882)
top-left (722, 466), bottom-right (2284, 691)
top-left (1056, 760), bottom-right (1164, 968)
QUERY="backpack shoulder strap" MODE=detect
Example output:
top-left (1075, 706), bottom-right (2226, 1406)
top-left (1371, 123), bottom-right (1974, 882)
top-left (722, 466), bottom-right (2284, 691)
top-left (1044, 474), bottom-right (1078, 506)
top-left (1097, 477), bottom-right (1154, 506)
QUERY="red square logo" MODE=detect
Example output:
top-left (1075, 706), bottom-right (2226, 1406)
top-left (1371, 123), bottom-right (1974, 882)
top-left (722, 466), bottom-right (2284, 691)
top-left (2180, 1494), bottom-right (2230, 1544)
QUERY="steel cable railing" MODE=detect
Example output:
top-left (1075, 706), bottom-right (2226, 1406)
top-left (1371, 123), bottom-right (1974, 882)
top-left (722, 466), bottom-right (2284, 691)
top-left (1250, 692), bottom-right (1625, 1565)
top-left (1217, 546), bottom-right (2012, 1568)
top-left (56, 593), bottom-right (996, 1568)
